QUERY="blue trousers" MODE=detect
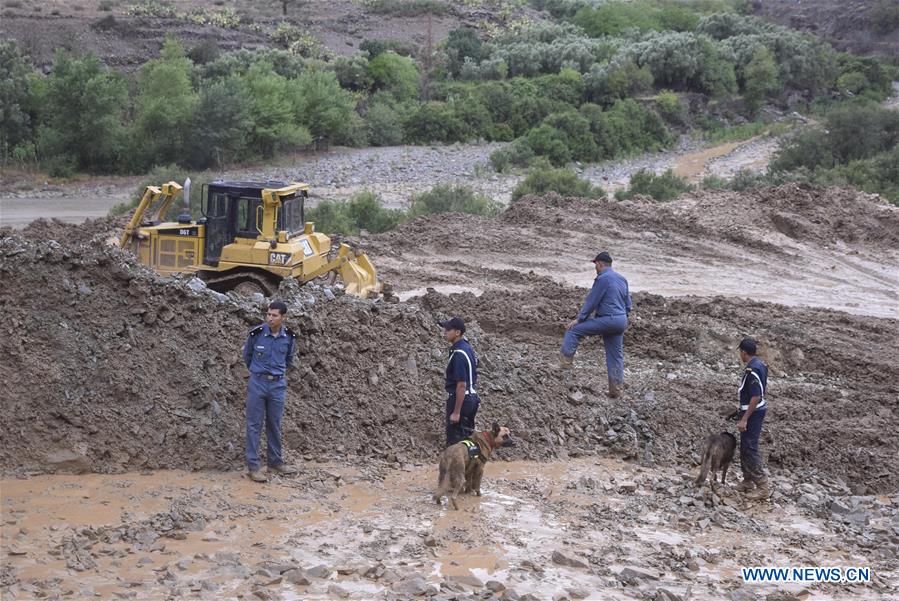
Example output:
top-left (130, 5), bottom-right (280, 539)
top-left (739, 408), bottom-right (766, 482)
top-left (445, 394), bottom-right (479, 448)
top-left (561, 315), bottom-right (627, 384)
top-left (246, 374), bottom-right (286, 471)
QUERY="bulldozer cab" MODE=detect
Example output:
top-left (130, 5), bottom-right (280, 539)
top-left (201, 181), bottom-right (306, 266)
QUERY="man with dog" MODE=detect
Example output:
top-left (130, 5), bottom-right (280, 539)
top-left (242, 300), bottom-right (299, 483)
top-left (559, 251), bottom-right (632, 398)
top-left (441, 317), bottom-right (480, 447)
top-left (735, 338), bottom-right (770, 500)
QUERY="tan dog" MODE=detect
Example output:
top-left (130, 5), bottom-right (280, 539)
top-left (433, 423), bottom-right (513, 510)
top-left (695, 432), bottom-right (737, 490)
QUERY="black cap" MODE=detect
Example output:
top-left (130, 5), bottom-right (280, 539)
top-left (738, 338), bottom-right (757, 355)
top-left (592, 251), bottom-right (613, 264)
top-left (440, 317), bottom-right (466, 334)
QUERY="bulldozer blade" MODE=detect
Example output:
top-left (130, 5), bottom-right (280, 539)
top-left (337, 244), bottom-right (381, 298)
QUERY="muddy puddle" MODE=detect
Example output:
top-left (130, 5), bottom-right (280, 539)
top-left (2, 457), bottom-right (890, 600)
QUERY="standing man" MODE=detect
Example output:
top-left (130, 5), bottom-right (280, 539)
top-left (735, 338), bottom-right (770, 499)
top-left (560, 251), bottom-right (632, 398)
top-left (441, 317), bottom-right (480, 447)
top-left (243, 300), bottom-right (299, 482)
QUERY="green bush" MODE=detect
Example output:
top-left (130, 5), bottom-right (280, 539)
top-left (585, 99), bottom-right (672, 159)
top-left (654, 90), bottom-right (683, 124)
top-left (35, 51), bottom-right (128, 173)
top-left (185, 78), bottom-right (251, 169)
top-left (366, 98), bottom-right (406, 146)
top-left (410, 184), bottom-right (501, 217)
top-left (511, 164), bottom-right (605, 201)
top-left (240, 62), bottom-right (311, 157)
top-left (573, 2), bottom-right (662, 37)
top-left (615, 169), bottom-right (692, 201)
top-left (523, 124), bottom-right (571, 166)
top-left (347, 190), bottom-right (406, 232)
top-left (403, 101), bottom-right (467, 143)
top-left (305, 200), bottom-right (357, 236)
top-left (359, 0), bottom-right (448, 17)
top-left (187, 40), bottom-right (220, 65)
top-left (700, 174), bottom-right (728, 189)
top-left (0, 41), bottom-right (34, 164)
top-left (584, 60), bottom-right (654, 106)
top-left (331, 54), bottom-right (373, 91)
top-left (444, 27), bottom-right (484, 78)
top-left (489, 139), bottom-right (536, 171)
top-left (368, 51), bottom-right (420, 100)
top-left (742, 46), bottom-right (779, 113)
top-left (291, 69), bottom-right (359, 145)
top-left (131, 38), bottom-right (198, 170)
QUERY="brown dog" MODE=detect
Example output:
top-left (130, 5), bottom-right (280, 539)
top-left (695, 432), bottom-right (737, 490)
top-left (433, 423), bottom-right (513, 510)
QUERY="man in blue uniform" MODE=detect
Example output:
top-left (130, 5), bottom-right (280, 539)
top-left (243, 300), bottom-right (299, 483)
top-left (735, 338), bottom-right (770, 500)
top-left (560, 251), bottom-right (632, 398)
top-left (441, 317), bottom-right (480, 447)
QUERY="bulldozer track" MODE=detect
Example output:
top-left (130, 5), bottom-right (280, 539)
top-left (202, 270), bottom-right (278, 297)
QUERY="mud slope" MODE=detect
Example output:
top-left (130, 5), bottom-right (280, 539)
top-left (370, 185), bottom-right (899, 318)
top-left (1, 228), bottom-right (896, 493)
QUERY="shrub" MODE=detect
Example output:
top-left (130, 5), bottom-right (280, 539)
top-left (110, 164), bottom-right (204, 217)
top-left (0, 41), bottom-right (34, 164)
top-left (585, 98), bottom-right (672, 159)
top-left (368, 51), bottom-right (420, 100)
top-left (584, 59), bottom-right (654, 106)
top-left (742, 45), bottom-right (779, 112)
top-left (444, 27), bottom-right (484, 78)
top-left (573, 2), bottom-right (662, 37)
top-left (700, 174), bottom-right (728, 189)
top-left (331, 54), bottom-right (373, 91)
top-left (358, 0), bottom-right (448, 17)
top-left (366, 98), bottom-right (406, 146)
top-left (410, 184), bottom-right (501, 217)
top-left (184, 78), bottom-right (251, 169)
top-left (523, 124), bottom-right (571, 166)
top-left (347, 190), bottom-right (406, 232)
top-left (489, 139), bottom-right (535, 171)
top-left (654, 90), bottom-right (683, 124)
top-left (403, 101), bottom-right (467, 143)
top-left (291, 69), bottom-right (358, 145)
top-left (36, 51), bottom-right (128, 173)
top-left (187, 40), bottom-right (220, 65)
top-left (615, 169), bottom-right (692, 201)
top-left (541, 110), bottom-right (598, 162)
top-left (270, 22), bottom-right (303, 48)
top-left (239, 62), bottom-right (311, 157)
top-left (305, 200), bottom-right (357, 236)
top-left (511, 164), bottom-right (605, 201)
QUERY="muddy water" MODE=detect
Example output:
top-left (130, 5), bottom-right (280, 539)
top-left (2, 458), bottom-right (887, 600)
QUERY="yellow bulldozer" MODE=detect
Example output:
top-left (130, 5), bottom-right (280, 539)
top-left (119, 179), bottom-right (380, 298)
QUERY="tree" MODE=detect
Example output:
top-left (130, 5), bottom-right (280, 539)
top-left (132, 38), bottom-right (199, 169)
top-left (36, 51), bottom-right (128, 173)
top-left (368, 51), bottom-right (420, 101)
top-left (185, 78), bottom-right (252, 169)
top-left (444, 27), bottom-right (483, 78)
top-left (291, 69), bottom-right (358, 144)
top-left (240, 62), bottom-right (310, 157)
top-left (0, 42), bottom-right (34, 163)
top-left (743, 46), bottom-right (779, 113)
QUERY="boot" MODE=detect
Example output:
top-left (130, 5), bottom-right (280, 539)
top-left (745, 478), bottom-right (771, 500)
top-left (607, 377), bottom-right (621, 399)
top-left (248, 469), bottom-right (268, 483)
top-left (735, 479), bottom-right (755, 493)
top-left (554, 353), bottom-right (573, 370)
top-left (269, 463), bottom-right (298, 475)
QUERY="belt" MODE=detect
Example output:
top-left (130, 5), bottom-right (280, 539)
top-left (740, 401), bottom-right (766, 411)
top-left (253, 373), bottom-right (284, 381)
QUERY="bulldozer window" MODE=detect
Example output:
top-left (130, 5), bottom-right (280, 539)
top-left (279, 196), bottom-right (304, 236)
top-left (236, 197), bottom-right (262, 237)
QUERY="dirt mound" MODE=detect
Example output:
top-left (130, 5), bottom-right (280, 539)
top-left (1, 229), bottom-right (896, 493)
top-left (2, 216), bottom-right (124, 246)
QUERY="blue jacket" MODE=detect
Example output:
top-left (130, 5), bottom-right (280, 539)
top-left (739, 356), bottom-right (768, 411)
top-left (577, 268), bottom-right (632, 322)
top-left (243, 323), bottom-right (296, 377)
top-left (445, 339), bottom-right (477, 396)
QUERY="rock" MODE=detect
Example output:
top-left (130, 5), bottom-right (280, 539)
top-left (828, 499), bottom-right (851, 515)
top-left (617, 567), bottom-right (659, 584)
top-left (283, 569), bottom-right (310, 585)
top-left (618, 481), bottom-right (638, 493)
top-left (567, 588), bottom-right (589, 600)
top-left (656, 588), bottom-right (684, 601)
top-left (391, 576), bottom-right (430, 596)
top-left (486, 580), bottom-right (506, 592)
top-left (551, 550), bottom-right (589, 569)
top-left (46, 450), bottom-right (91, 474)
top-left (251, 292), bottom-right (265, 303)
top-left (323, 288), bottom-right (336, 301)
top-left (520, 594), bottom-right (543, 601)
top-left (446, 573), bottom-right (484, 588)
top-left (423, 535), bottom-right (438, 547)
top-left (305, 564), bottom-right (333, 579)
top-left (501, 590), bottom-right (521, 601)
top-left (327, 584), bottom-right (350, 599)
top-left (186, 278), bottom-right (207, 292)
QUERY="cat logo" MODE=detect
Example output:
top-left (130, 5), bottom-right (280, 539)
top-left (269, 252), bottom-right (291, 266)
